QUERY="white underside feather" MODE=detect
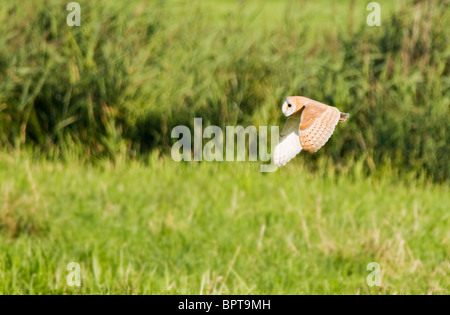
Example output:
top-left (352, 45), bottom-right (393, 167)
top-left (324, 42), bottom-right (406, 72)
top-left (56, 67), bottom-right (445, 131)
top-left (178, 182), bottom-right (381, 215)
top-left (273, 114), bottom-right (302, 167)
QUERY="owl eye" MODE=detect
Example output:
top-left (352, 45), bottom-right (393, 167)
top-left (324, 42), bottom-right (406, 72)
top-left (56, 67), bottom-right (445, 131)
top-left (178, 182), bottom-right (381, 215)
top-left (288, 104), bottom-right (292, 108)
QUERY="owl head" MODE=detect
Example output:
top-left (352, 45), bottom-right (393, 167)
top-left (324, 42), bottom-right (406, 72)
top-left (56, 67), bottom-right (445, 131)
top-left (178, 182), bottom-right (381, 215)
top-left (281, 96), bottom-right (310, 117)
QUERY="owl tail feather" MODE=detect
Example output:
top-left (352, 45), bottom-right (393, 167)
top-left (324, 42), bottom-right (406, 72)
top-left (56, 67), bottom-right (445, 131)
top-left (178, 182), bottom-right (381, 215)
top-left (339, 113), bottom-right (350, 122)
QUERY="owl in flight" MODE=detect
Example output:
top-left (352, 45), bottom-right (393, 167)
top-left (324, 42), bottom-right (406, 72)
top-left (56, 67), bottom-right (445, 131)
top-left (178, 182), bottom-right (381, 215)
top-left (273, 96), bottom-right (349, 167)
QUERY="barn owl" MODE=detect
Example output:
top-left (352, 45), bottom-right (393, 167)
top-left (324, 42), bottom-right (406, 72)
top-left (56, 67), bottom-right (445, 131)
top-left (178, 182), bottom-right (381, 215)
top-left (273, 96), bottom-right (349, 167)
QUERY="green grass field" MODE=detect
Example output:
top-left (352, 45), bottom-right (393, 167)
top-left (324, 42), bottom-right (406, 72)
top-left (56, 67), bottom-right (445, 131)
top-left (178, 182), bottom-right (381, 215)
top-left (0, 154), bottom-right (448, 294)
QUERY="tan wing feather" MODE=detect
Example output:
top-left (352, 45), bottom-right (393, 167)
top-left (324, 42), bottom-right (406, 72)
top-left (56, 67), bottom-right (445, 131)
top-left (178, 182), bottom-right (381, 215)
top-left (299, 104), bottom-right (340, 152)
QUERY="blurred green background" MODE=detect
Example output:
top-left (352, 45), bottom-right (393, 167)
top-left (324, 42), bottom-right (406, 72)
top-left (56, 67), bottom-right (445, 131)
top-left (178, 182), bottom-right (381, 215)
top-left (0, 0), bottom-right (449, 294)
top-left (0, 0), bottom-right (448, 179)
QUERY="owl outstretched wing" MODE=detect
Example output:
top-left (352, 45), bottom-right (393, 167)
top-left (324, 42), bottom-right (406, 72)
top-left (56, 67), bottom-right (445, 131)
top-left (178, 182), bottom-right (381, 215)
top-left (273, 113), bottom-right (302, 167)
top-left (299, 103), bottom-right (341, 152)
